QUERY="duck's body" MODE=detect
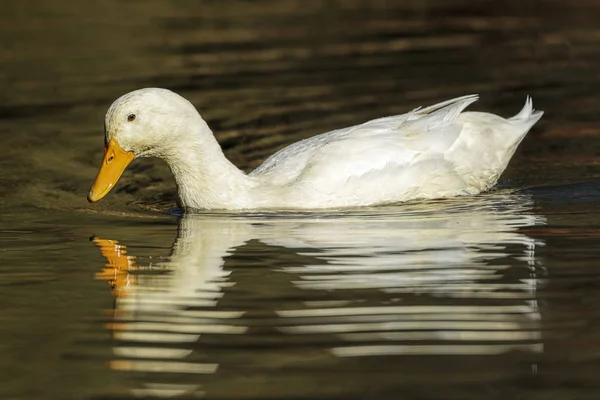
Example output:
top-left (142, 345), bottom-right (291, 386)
top-left (88, 89), bottom-right (543, 210)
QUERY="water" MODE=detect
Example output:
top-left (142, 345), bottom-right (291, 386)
top-left (2, 1), bottom-right (600, 399)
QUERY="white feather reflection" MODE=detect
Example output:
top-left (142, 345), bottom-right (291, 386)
top-left (93, 192), bottom-right (545, 397)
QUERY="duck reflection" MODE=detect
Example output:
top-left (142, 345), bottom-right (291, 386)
top-left (93, 193), bottom-right (545, 398)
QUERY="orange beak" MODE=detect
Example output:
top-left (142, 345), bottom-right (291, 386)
top-left (88, 138), bottom-right (135, 202)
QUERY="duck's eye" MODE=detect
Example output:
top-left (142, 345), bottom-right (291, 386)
top-left (127, 113), bottom-right (136, 122)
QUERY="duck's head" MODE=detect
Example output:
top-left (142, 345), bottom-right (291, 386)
top-left (87, 88), bottom-right (202, 202)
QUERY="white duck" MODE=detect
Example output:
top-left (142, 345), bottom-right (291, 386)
top-left (88, 88), bottom-right (542, 210)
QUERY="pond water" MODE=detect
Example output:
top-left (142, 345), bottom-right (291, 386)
top-left (2, 1), bottom-right (600, 399)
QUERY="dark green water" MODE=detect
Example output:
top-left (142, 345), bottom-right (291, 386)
top-left (2, 1), bottom-right (600, 399)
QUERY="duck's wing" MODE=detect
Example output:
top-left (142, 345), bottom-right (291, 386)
top-left (251, 95), bottom-right (479, 186)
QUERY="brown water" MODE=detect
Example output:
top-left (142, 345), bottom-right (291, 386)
top-left (2, 1), bottom-right (600, 399)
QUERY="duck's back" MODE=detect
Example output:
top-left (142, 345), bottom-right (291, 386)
top-left (249, 95), bottom-right (542, 207)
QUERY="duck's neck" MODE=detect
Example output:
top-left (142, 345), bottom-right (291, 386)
top-left (164, 119), bottom-right (253, 210)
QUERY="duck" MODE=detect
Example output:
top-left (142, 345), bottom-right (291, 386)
top-left (87, 88), bottom-right (543, 210)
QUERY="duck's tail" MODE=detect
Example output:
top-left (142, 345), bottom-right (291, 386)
top-left (509, 96), bottom-right (544, 128)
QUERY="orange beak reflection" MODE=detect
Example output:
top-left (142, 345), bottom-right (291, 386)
top-left (92, 237), bottom-right (137, 298)
top-left (88, 138), bottom-right (135, 202)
